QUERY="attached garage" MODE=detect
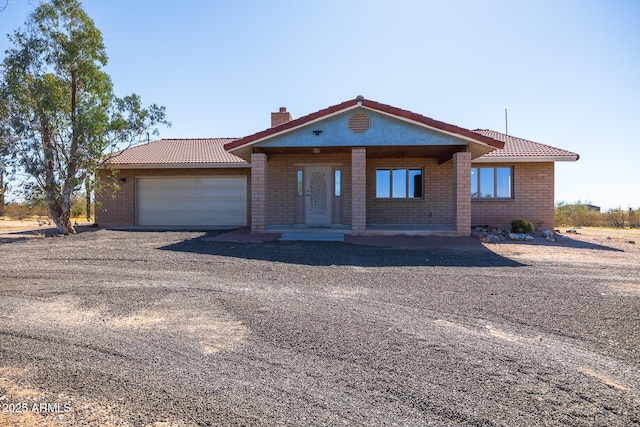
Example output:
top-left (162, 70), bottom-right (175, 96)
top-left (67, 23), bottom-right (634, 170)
top-left (136, 176), bottom-right (247, 227)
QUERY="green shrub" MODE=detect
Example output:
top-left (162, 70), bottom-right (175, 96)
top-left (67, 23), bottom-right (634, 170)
top-left (511, 218), bottom-right (534, 233)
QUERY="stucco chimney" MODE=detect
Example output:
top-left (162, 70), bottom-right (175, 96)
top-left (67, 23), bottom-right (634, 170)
top-left (271, 107), bottom-right (292, 128)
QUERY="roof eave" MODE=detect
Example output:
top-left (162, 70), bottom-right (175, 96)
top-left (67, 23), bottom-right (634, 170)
top-left (472, 155), bottom-right (580, 163)
top-left (105, 162), bottom-right (250, 169)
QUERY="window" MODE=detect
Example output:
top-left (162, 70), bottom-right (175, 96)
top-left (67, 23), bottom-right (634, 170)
top-left (296, 170), bottom-right (303, 196)
top-left (334, 169), bottom-right (341, 196)
top-left (376, 168), bottom-right (423, 198)
top-left (471, 167), bottom-right (512, 199)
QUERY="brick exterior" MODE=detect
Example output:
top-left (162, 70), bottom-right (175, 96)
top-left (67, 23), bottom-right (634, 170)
top-left (251, 153), bottom-right (267, 233)
top-left (471, 162), bottom-right (555, 230)
top-left (351, 148), bottom-right (367, 235)
top-left (95, 167), bottom-right (250, 227)
top-left (265, 151), bottom-right (352, 225)
top-left (96, 169), bottom-right (135, 227)
top-left (453, 152), bottom-right (472, 236)
top-left (96, 159), bottom-right (557, 234)
top-left (366, 157), bottom-right (454, 226)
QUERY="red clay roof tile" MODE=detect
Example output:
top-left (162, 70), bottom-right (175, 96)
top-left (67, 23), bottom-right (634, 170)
top-left (104, 108), bottom-right (578, 167)
top-left (107, 138), bottom-right (246, 165)
top-left (472, 130), bottom-right (579, 160)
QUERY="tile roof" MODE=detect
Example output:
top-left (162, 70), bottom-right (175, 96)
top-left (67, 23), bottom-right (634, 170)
top-left (107, 138), bottom-right (247, 165)
top-left (472, 129), bottom-right (579, 161)
top-left (224, 96), bottom-right (505, 152)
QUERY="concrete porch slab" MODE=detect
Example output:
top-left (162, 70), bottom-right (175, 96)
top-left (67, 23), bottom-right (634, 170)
top-left (279, 232), bottom-right (345, 242)
top-left (267, 224), bottom-right (351, 234)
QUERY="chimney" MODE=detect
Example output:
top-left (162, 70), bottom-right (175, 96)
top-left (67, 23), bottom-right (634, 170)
top-left (271, 107), bottom-right (292, 128)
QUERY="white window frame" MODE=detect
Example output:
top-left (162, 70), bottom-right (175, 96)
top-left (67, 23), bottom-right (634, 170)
top-left (471, 166), bottom-right (513, 199)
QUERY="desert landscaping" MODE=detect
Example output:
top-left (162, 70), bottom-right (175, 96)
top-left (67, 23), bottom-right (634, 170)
top-left (0, 223), bottom-right (638, 426)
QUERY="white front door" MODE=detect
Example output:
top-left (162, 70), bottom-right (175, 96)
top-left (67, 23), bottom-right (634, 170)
top-left (305, 166), bottom-right (332, 225)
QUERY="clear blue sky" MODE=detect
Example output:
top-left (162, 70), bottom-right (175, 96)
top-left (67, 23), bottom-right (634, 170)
top-left (1, 0), bottom-right (639, 210)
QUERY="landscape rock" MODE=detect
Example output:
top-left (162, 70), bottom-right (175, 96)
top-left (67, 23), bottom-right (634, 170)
top-left (542, 229), bottom-right (554, 239)
top-left (474, 227), bottom-right (541, 244)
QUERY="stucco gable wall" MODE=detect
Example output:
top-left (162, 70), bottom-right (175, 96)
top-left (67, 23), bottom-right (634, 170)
top-left (255, 109), bottom-right (469, 149)
top-left (471, 162), bottom-right (555, 230)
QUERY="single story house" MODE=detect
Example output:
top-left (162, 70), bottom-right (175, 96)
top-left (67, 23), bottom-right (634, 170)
top-left (97, 96), bottom-right (579, 236)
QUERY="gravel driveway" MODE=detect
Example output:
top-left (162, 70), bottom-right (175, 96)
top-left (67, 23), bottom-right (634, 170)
top-left (0, 230), bottom-right (638, 426)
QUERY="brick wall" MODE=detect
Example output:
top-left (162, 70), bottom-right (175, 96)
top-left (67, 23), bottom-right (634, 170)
top-left (251, 153), bottom-right (267, 233)
top-left (366, 157), bottom-right (454, 226)
top-left (95, 169), bottom-right (135, 226)
top-left (95, 167), bottom-right (251, 227)
top-left (351, 148), bottom-right (366, 234)
top-left (265, 151), bottom-right (352, 225)
top-left (453, 151), bottom-right (471, 235)
top-left (471, 162), bottom-right (555, 230)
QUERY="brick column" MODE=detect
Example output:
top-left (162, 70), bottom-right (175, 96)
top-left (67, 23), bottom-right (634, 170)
top-left (453, 151), bottom-right (471, 236)
top-left (251, 152), bottom-right (267, 233)
top-left (351, 147), bottom-right (366, 235)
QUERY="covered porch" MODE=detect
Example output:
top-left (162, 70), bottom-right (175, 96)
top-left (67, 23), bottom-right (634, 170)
top-left (251, 146), bottom-right (472, 236)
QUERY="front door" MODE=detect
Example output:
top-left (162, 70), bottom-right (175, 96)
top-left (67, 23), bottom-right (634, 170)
top-left (305, 166), bottom-right (332, 225)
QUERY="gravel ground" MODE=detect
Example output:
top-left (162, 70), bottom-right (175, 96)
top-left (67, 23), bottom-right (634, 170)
top-left (0, 229), bottom-right (638, 426)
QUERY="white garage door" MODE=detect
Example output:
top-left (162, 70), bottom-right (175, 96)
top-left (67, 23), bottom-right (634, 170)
top-left (137, 177), bottom-right (247, 227)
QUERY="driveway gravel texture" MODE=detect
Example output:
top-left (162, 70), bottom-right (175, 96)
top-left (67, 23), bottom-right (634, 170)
top-left (0, 229), bottom-right (638, 426)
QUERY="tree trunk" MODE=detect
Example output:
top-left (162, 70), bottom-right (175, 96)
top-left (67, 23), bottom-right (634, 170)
top-left (0, 168), bottom-right (4, 217)
top-left (85, 174), bottom-right (92, 221)
top-left (49, 197), bottom-right (75, 235)
top-left (42, 119), bottom-right (76, 235)
top-left (57, 208), bottom-right (74, 235)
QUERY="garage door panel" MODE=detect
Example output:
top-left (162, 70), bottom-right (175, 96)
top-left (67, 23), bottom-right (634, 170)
top-left (137, 191), bottom-right (246, 202)
top-left (140, 185), bottom-right (248, 194)
top-left (137, 177), bottom-right (247, 227)
top-left (138, 210), bottom-right (246, 226)
top-left (138, 198), bottom-right (247, 211)
top-left (138, 178), bottom-right (244, 189)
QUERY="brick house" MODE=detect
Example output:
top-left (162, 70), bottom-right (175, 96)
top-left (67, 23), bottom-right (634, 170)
top-left (97, 96), bottom-right (579, 235)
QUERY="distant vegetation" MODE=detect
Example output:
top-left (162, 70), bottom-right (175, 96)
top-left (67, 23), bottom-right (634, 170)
top-left (555, 202), bottom-right (640, 228)
top-left (2, 196), bottom-right (92, 221)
